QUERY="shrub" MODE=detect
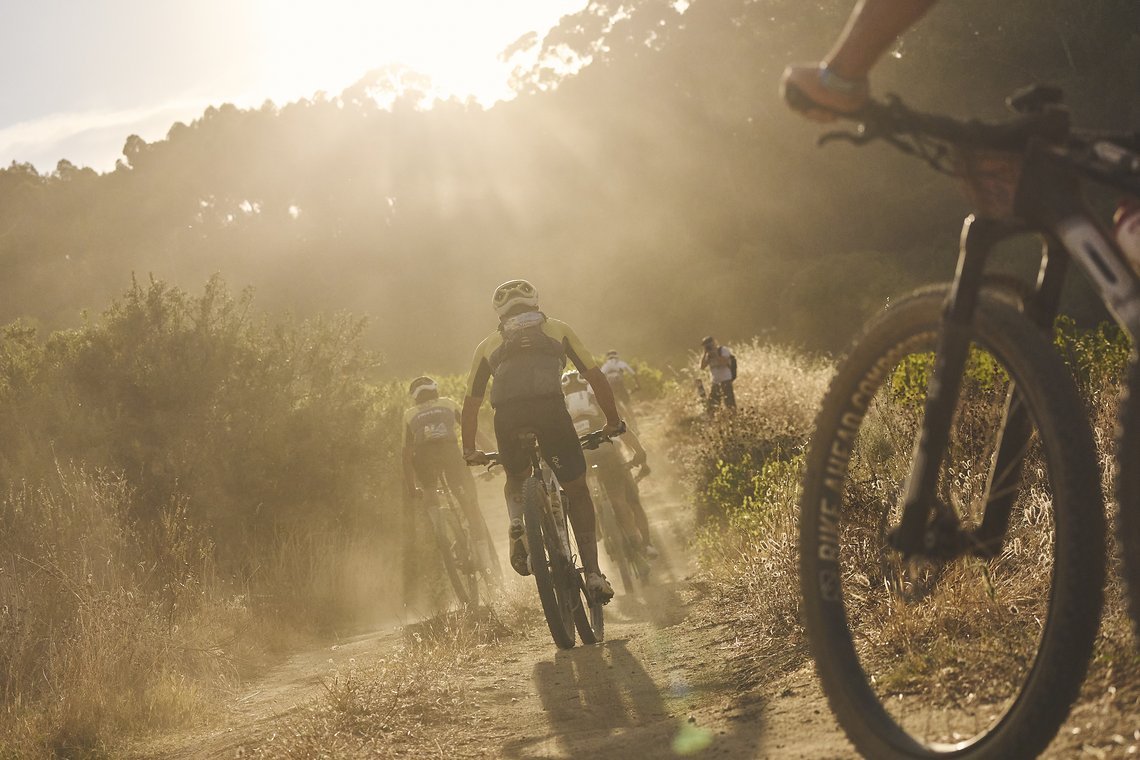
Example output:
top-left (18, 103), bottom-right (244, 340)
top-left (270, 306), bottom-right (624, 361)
top-left (0, 276), bottom-right (412, 752)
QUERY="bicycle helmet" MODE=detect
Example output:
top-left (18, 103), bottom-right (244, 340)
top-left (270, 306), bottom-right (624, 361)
top-left (408, 376), bottom-right (438, 402)
top-left (492, 279), bottom-right (538, 316)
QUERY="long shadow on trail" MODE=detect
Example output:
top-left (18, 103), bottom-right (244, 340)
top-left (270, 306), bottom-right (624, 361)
top-left (503, 635), bottom-right (767, 759)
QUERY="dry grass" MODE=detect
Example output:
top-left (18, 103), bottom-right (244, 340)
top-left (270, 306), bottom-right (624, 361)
top-left (0, 464), bottom-right (409, 758)
top-left (0, 467), bottom-right (250, 757)
top-left (669, 331), bottom-right (1140, 752)
top-left (245, 589), bottom-right (539, 758)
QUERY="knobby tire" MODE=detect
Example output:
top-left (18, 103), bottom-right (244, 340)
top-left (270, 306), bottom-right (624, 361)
top-left (800, 286), bottom-right (1105, 759)
top-left (1115, 356), bottom-right (1140, 640)
top-left (431, 495), bottom-right (476, 606)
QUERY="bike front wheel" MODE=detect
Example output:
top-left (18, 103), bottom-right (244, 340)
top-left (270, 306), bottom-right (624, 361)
top-left (800, 286), bottom-right (1105, 759)
top-left (1114, 356), bottom-right (1140, 641)
top-left (431, 497), bottom-right (478, 606)
top-left (595, 482), bottom-right (636, 594)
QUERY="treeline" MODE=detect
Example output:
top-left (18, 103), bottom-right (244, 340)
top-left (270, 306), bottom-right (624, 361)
top-left (2, 0), bottom-right (1137, 373)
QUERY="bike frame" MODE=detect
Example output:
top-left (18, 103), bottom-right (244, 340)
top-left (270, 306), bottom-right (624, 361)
top-left (892, 141), bottom-right (1140, 559)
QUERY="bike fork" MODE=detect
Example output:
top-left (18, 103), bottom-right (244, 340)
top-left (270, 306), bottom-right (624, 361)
top-left (890, 217), bottom-right (1031, 557)
top-left (974, 242), bottom-right (1067, 554)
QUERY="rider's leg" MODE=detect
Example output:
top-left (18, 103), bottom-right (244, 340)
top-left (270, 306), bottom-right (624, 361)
top-left (706, 382), bottom-right (722, 413)
top-left (500, 472), bottom-right (530, 575)
top-left (562, 475), bottom-right (602, 575)
top-left (491, 406), bottom-right (534, 576)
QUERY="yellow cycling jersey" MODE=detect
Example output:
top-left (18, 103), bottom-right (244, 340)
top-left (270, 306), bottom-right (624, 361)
top-left (466, 315), bottom-right (597, 407)
top-left (404, 397), bottom-right (461, 446)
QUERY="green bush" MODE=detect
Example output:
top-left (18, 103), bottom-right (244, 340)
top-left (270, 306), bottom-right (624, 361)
top-left (1053, 315), bottom-right (1130, 403)
top-left (706, 451), bottom-right (805, 536)
top-left (0, 275), bottom-right (403, 566)
top-left (0, 276), bottom-right (411, 752)
top-left (889, 316), bottom-right (1130, 414)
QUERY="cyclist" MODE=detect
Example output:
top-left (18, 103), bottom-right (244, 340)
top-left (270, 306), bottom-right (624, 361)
top-left (700, 335), bottom-right (737, 411)
top-left (402, 376), bottom-right (495, 570)
top-left (779, 0), bottom-right (937, 121)
top-left (461, 279), bottom-right (624, 603)
top-left (601, 349), bottom-right (641, 424)
top-left (562, 370), bottom-right (658, 560)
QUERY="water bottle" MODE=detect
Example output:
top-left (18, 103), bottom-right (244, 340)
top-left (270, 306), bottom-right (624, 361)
top-left (1114, 198), bottom-right (1140, 273)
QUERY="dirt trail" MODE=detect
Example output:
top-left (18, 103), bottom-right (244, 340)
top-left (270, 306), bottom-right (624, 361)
top-left (133, 571), bottom-right (855, 759)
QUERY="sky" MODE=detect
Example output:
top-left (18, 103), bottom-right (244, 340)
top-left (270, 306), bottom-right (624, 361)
top-left (0, 0), bottom-right (587, 173)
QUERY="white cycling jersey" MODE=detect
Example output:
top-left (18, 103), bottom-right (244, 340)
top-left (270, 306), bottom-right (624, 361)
top-left (565, 387), bottom-right (605, 435)
top-left (601, 357), bottom-right (635, 380)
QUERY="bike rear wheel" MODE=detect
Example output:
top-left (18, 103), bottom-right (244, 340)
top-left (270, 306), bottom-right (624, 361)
top-left (800, 286), bottom-right (1105, 759)
top-left (523, 476), bottom-right (577, 649)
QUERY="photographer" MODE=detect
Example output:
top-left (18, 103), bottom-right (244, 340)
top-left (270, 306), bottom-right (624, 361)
top-left (699, 336), bottom-right (737, 412)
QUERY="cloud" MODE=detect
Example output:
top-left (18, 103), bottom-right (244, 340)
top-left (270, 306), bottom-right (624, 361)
top-left (0, 99), bottom-right (213, 173)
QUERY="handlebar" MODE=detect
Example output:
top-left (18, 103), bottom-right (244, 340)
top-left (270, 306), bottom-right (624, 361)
top-left (465, 423), bottom-right (627, 468)
top-left (579, 423), bottom-right (626, 451)
top-left (784, 81), bottom-right (1071, 152)
top-left (786, 82), bottom-right (1140, 198)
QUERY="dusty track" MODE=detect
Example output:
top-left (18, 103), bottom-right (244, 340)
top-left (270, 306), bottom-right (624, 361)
top-left (130, 408), bottom-right (859, 758)
top-left (131, 577), bottom-right (855, 759)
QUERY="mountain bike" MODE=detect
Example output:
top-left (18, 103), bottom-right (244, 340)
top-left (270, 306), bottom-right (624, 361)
top-left (484, 429), bottom-right (615, 648)
top-left (787, 83), bottom-right (1140, 759)
top-left (422, 476), bottom-right (502, 607)
top-left (588, 458), bottom-right (651, 595)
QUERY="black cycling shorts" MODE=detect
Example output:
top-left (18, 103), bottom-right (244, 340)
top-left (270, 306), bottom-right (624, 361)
top-left (493, 396), bottom-right (587, 483)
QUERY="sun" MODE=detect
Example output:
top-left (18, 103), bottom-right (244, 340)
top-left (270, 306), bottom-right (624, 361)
top-left (251, 0), bottom-right (582, 107)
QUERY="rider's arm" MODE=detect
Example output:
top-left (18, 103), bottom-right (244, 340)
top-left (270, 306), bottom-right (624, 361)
top-left (402, 426), bottom-right (417, 495)
top-left (461, 395), bottom-right (482, 455)
top-left (462, 338), bottom-right (494, 455)
top-left (622, 360), bottom-right (642, 390)
top-left (584, 367), bottom-right (622, 427)
top-left (624, 428), bottom-right (648, 462)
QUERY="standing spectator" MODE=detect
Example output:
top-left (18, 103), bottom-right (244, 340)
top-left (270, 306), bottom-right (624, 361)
top-left (700, 336), bottom-right (737, 411)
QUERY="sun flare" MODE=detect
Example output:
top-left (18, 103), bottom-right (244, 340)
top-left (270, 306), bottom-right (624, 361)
top-left (252, 0), bottom-right (582, 106)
